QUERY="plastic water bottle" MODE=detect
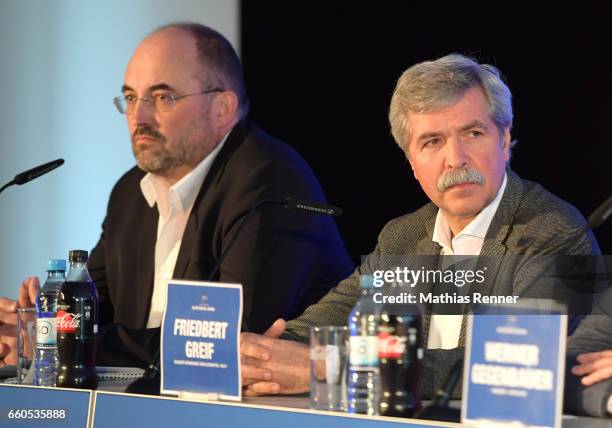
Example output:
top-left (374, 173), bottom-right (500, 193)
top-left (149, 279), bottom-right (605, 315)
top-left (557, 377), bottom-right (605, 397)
top-left (347, 274), bottom-right (381, 415)
top-left (35, 259), bottom-right (66, 386)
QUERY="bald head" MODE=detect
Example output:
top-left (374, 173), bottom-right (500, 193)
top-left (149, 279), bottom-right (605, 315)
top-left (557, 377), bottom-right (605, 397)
top-left (150, 23), bottom-right (249, 118)
top-left (127, 28), bottom-right (204, 92)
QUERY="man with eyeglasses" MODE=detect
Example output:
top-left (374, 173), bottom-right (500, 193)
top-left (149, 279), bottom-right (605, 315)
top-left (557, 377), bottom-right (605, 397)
top-left (0, 23), bottom-right (353, 368)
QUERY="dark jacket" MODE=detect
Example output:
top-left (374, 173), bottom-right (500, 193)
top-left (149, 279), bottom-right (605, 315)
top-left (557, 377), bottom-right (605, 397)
top-left (90, 121), bottom-right (354, 367)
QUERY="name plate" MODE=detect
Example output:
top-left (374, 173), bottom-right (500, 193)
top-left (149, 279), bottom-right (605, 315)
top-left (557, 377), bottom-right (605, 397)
top-left (161, 280), bottom-right (242, 400)
top-left (0, 384), bottom-right (92, 427)
top-left (92, 391), bottom-right (442, 428)
top-left (462, 303), bottom-right (566, 428)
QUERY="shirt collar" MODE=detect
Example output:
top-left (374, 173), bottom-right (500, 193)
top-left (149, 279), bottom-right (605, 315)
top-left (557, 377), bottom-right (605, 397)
top-left (432, 172), bottom-right (508, 249)
top-left (140, 130), bottom-right (231, 211)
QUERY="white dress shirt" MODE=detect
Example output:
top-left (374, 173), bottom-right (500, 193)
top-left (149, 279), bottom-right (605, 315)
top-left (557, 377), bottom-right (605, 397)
top-left (140, 134), bottom-right (229, 328)
top-left (427, 173), bottom-right (508, 349)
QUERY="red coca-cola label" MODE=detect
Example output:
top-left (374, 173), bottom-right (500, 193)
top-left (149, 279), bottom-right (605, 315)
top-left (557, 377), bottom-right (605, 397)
top-left (378, 332), bottom-right (406, 358)
top-left (56, 310), bottom-right (81, 333)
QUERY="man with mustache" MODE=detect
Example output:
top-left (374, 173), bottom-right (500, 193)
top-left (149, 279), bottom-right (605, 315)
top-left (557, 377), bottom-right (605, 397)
top-left (240, 54), bottom-right (600, 399)
top-left (0, 23), bottom-right (353, 368)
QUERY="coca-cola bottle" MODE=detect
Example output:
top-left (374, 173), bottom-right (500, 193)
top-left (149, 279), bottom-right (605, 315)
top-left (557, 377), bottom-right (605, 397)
top-left (378, 301), bottom-right (422, 417)
top-left (56, 250), bottom-right (99, 389)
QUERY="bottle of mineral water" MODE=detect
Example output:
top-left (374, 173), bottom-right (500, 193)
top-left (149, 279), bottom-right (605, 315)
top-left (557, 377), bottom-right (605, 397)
top-left (35, 259), bottom-right (66, 386)
top-left (347, 274), bottom-right (381, 415)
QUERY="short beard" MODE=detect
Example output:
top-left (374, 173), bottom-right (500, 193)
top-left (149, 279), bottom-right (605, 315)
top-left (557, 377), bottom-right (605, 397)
top-left (132, 123), bottom-right (203, 176)
top-left (132, 117), bottom-right (218, 176)
top-left (133, 141), bottom-right (192, 174)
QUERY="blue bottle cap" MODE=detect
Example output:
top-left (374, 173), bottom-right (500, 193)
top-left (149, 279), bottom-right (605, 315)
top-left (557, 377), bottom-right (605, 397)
top-left (359, 274), bottom-right (374, 289)
top-left (47, 259), bottom-right (66, 272)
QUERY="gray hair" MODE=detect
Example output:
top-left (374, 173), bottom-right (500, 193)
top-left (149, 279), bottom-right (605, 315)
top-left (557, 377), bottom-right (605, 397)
top-left (389, 54), bottom-right (513, 152)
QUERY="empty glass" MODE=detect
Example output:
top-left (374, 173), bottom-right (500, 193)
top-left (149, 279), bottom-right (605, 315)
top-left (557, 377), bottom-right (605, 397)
top-left (17, 307), bottom-right (37, 384)
top-left (310, 326), bottom-right (349, 412)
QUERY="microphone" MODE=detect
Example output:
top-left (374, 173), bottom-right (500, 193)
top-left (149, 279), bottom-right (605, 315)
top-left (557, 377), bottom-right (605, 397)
top-left (588, 195), bottom-right (612, 229)
top-left (126, 196), bottom-right (343, 395)
top-left (416, 358), bottom-right (463, 422)
top-left (0, 159), bottom-right (65, 194)
top-left (284, 197), bottom-right (342, 216)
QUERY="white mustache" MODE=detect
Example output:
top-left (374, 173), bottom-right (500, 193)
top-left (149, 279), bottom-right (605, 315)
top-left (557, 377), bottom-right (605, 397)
top-left (437, 168), bottom-right (485, 192)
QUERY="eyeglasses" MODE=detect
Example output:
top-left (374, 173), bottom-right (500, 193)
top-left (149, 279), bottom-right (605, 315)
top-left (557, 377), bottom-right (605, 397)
top-left (113, 88), bottom-right (224, 114)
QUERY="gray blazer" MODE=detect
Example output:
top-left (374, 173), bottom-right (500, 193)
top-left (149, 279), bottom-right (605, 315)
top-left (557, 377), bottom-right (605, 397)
top-left (284, 169), bottom-right (599, 398)
top-left (565, 289), bottom-right (612, 417)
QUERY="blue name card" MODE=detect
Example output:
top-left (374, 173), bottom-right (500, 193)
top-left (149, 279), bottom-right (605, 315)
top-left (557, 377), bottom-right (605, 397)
top-left (462, 303), bottom-right (566, 428)
top-left (161, 280), bottom-right (242, 400)
top-left (92, 390), bottom-right (445, 428)
top-left (0, 384), bottom-right (92, 427)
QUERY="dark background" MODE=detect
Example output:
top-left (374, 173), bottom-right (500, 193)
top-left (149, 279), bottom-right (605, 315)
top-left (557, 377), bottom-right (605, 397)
top-left (241, 2), bottom-right (612, 262)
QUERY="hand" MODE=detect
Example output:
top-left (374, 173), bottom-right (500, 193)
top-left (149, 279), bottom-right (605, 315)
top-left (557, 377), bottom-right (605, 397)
top-left (0, 277), bottom-right (40, 366)
top-left (571, 350), bottom-right (612, 386)
top-left (240, 319), bottom-right (310, 395)
top-left (0, 296), bottom-right (18, 366)
top-left (18, 277), bottom-right (40, 309)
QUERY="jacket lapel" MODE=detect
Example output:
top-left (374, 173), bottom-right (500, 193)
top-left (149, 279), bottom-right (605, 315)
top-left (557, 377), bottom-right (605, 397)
top-left (173, 212), bottom-right (199, 280)
top-left (458, 169), bottom-right (524, 346)
top-left (413, 207), bottom-right (442, 345)
top-left (136, 204), bottom-right (158, 326)
top-left (172, 121), bottom-right (250, 280)
top-left (472, 169), bottom-right (524, 295)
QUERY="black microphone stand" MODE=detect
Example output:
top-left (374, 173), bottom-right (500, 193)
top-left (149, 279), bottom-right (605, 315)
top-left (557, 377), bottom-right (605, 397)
top-left (416, 359), bottom-right (463, 422)
top-left (0, 180), bottom-right (15, 194)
